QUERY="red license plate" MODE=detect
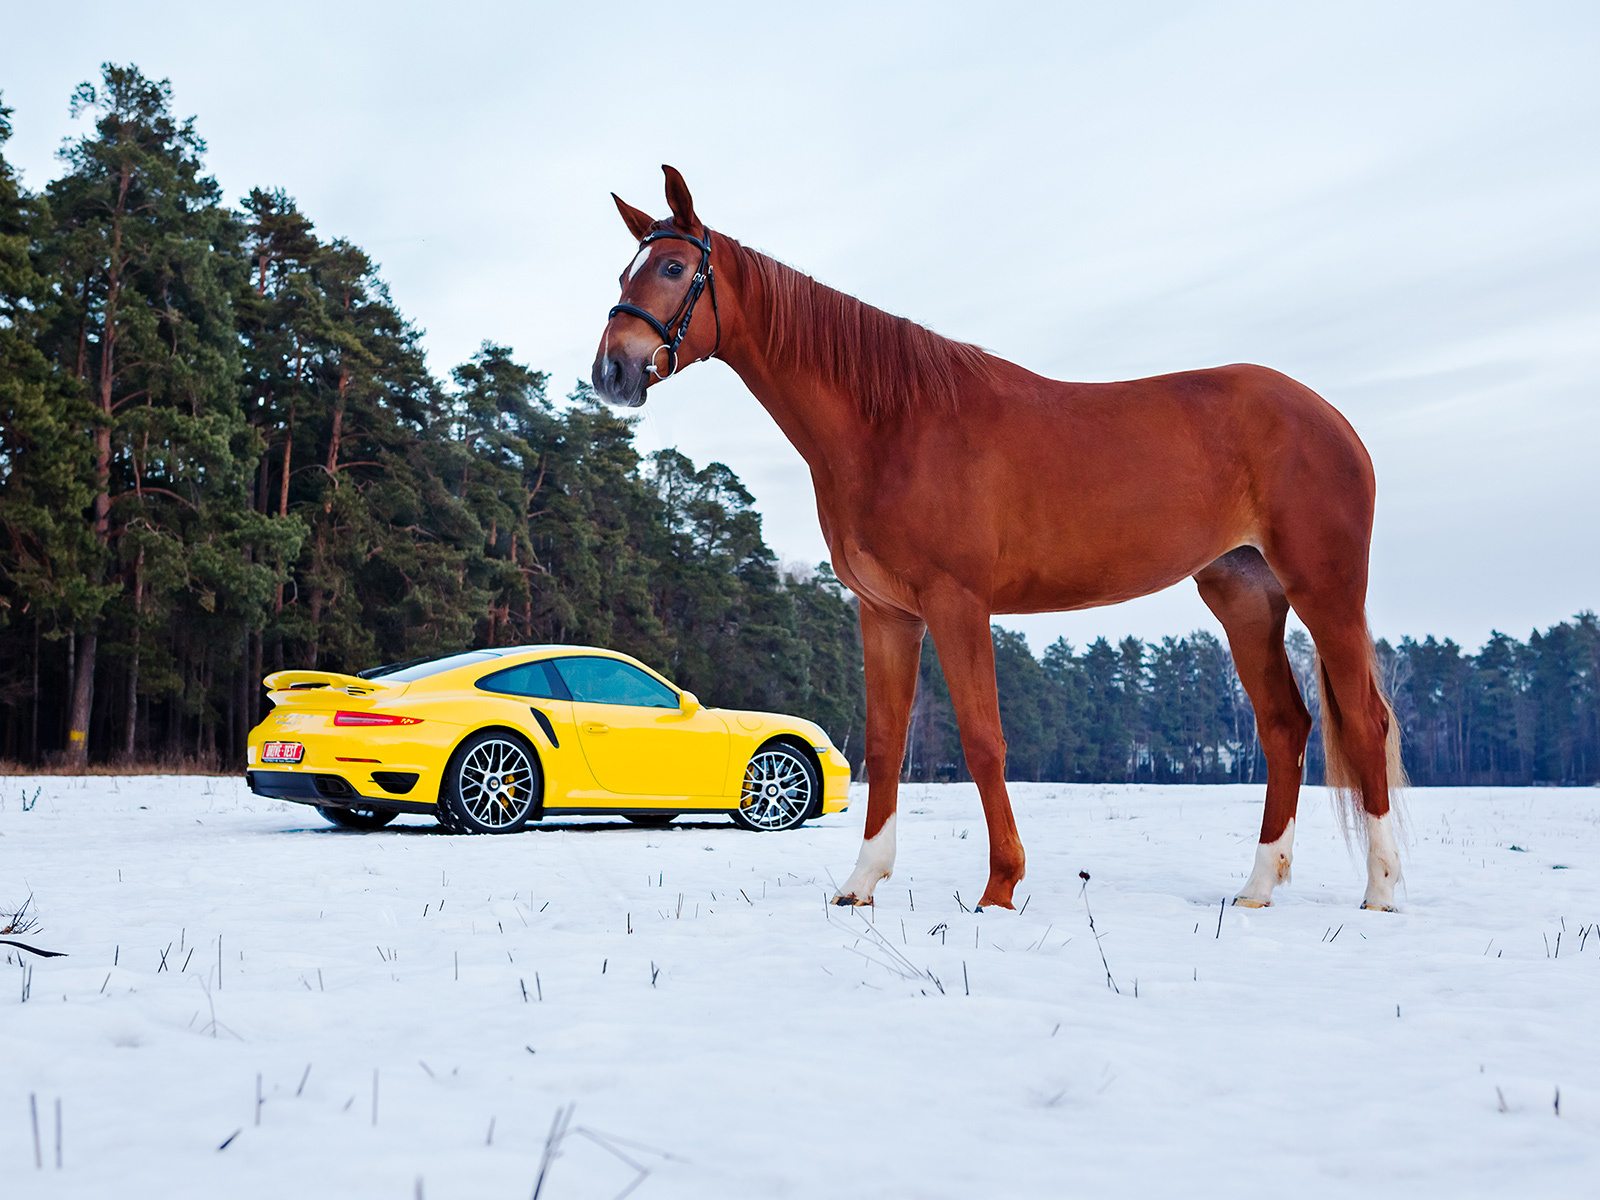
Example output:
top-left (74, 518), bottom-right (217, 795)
top-left (262, 742), bottom-right (304, 763)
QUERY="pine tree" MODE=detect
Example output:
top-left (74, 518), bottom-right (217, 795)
top-left (0, 91), bottom-right (102, 760)
top-left (39, 65), bottom-right (249, 763)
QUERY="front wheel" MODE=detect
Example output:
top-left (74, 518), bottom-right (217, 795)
top-left (437, 731), bottom-right (542, 834)
top-left (731, 742), bottom-right (819, 832)
top-left (318, 805), bottom-right (398, 831)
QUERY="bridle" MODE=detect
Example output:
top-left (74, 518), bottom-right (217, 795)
top-left (607, 226), bottom-right (721, 380)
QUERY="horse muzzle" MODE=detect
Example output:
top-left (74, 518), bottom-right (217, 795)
top-left (592, 351), bottom-right (649, 408)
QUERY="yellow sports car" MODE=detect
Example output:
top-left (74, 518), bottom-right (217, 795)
top-left (245, 645), bottom-right (852, 833)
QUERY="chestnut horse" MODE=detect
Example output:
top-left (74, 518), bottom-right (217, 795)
top-left (592, 167), bottom-right (1406, 912)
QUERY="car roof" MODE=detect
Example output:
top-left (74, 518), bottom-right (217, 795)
top-left (360, 644), bottom-right (673, 687)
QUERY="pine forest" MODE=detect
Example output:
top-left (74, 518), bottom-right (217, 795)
top-left (1, 67), bottom-right (1596, 786)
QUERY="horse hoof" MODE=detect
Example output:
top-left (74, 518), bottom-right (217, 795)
top-left (1360, 902), bottom-right (1397, 912)
top-left (1231, 896), bottom-right (1270, 909)
top-left (831, 893), bottom-right (872, 907)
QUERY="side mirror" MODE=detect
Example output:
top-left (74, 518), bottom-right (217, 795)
top-left (678, 690), bottom-right (701, 714)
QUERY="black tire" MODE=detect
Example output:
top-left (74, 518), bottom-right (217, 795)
top-left (730, 741), bottom-right (819, 832)
top-left (625, 813), bottom-right (678, 826)
top-left (437, 729), bottom-right (542, 834)
top-left (318, 804), bottom-right (398, 831)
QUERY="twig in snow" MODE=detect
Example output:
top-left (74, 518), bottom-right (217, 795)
top-left (531, 1103), bottom-right (576, 1199)
top-left (30, 1093), bottom-right (41, 1169)
top-left (0, 938), bottom-right (66, 959)
top-left (218, 1129), bottom-right (241, 1151)
top-left (845, 912), bottom-right (944, 993)
top-left (1078, 872), bottom-right (1120, 994)
top-left (2, 894), bottom-right (40, 937)
top-left (297, 1064), bottom-right (312, 1097)
top-left (1215, 897), bottom-right (1225, 938)
top-left (255, 1073), bottom-right (263, 1125)
top-left (371, 1069), bottom-right (379, 1126)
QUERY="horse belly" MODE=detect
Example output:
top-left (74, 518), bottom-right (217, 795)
top-left (984, 429), bottom-right (1256, 612)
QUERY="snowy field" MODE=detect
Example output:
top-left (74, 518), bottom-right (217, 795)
top-left (3, 777), bottom-right (1597, 1199)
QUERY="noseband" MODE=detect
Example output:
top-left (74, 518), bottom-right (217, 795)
top-left (607, 227), bottom-right (721, 379)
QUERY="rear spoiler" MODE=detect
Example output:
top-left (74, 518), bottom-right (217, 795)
top-left (263, 670), bottom-right (392, 698)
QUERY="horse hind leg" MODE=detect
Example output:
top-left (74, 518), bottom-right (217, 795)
top-left (1273, 583), bottom-right (1407, 910)
top-left (1312, 637), bottom-right (1407, 910)
top-left (1194, 548), bottom-right (1312, 907)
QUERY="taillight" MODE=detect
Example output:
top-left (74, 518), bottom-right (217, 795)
top-left (333, 711), bottom-right (423, 726)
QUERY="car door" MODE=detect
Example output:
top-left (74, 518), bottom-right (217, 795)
top-left (553, 656), bottom-right (729, 798)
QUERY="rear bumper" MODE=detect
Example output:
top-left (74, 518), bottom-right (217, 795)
top-left (246, 770), bottom-right (436, 815)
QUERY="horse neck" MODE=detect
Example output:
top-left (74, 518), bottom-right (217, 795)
top-left (711, 237), bottom-right (869, 474)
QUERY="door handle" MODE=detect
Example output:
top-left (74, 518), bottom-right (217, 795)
top-left (581, 722), bottom-right (610, 734)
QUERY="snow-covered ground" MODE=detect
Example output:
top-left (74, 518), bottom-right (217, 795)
top-left (2, 777), bottom-right (1597, 1198)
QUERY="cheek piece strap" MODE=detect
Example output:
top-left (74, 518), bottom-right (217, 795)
top-left (607, 227), bottom-right (720, 379)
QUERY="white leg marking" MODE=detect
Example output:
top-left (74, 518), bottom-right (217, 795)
top-left (833, 813), bottom-right (897, 905)
top-left (1362, 812), bottom-right (1402, 910)
top-left (1234, 818), bottom-right (1294, 907)
top-left (627, 247), bottom-right (651, 280)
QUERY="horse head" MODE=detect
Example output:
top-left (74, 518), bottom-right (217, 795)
top-left (592, 165), bottom-right (720, 407)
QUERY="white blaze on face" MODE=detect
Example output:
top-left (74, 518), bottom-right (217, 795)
top-left (627, 247), bottom-right (651, 280)
top-left (835, 813), bottom-right (897, 904)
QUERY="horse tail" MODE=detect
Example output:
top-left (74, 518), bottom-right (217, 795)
top-left (1316, 635), bottom-right (1408, 848)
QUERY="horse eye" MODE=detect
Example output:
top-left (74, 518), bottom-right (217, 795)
top-left (664, 261), bottom-right (684, 277)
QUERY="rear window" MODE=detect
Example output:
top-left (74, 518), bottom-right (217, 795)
top-left (478, 660), bottom-right (570, 700)
top-left (553, 657), bottom-right (679, 709)
top-left (378, 651), bottom-right (500, 683)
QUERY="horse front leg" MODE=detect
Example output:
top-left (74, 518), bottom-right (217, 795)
top-left (925, 591), bottom-right (1025, 909)
top-left (832, 603), bottom-right (925, 906)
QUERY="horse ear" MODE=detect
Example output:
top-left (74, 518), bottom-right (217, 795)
top-left (662, 165), bottom-right (701, 233)
top-left (612, 193), bottom-right (655, 241)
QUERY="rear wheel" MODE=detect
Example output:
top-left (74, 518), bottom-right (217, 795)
top-left (731, 742), bottom-right (819, 832)
top-left (318, 805), bottom-right (398, 831)
top-left (625, 813), bottom-right (678, 827)
top-left (437, 731), bottom-right (542, 834)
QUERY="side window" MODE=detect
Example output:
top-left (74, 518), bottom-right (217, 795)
top-left (477, 660), bottom-right (570, 700)
top-left (553, 657), bottom-right (679, 709)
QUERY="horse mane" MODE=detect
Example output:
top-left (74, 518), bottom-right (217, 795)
top-left (726, 236), bottom-right (993, 420)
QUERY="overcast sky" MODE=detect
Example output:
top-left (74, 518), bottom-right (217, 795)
top-left (3, 1), bottom-right (1596, 654)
